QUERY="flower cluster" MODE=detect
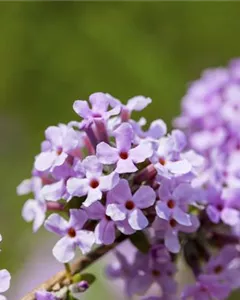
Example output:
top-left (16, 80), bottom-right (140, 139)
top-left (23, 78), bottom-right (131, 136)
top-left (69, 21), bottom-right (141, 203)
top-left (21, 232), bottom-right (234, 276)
top-left (18, 90), bottom-right (240, 299)
top-left (0, 235), bottom-right (11, 300)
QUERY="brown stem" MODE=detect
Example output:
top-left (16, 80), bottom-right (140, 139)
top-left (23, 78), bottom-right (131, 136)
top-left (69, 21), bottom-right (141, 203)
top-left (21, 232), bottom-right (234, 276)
top-left (21, 234), bottom-right (127, 300)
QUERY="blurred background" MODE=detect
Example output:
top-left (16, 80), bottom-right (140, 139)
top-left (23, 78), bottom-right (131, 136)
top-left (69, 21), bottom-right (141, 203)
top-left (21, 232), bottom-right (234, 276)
top-left (1, 2), bottom-right (240, 299)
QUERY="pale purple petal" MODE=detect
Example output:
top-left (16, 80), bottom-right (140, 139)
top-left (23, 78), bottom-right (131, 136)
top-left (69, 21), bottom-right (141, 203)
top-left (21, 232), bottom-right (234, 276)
top-left (106, 204), bottom-right (126, 221)
top-left (0, 269), bottom-right (11, 293)
top-left (132, 186), bottom-right (156, 209)
top-left (96, 142), bottom-right (118, 164)
top-left (85, 201), bottom-right (105, 219)
top-left (155, 201), bottom-right (171, 221)
top-left (82, 155), bottom-right (102, 178)
top-left (0, 295), bottom-right (7, 300)
top-left (173, 207), bottom-right (192, 226)
top-left (107, 179), bottom-right (132, 204)
top-left (116, 220), bottom-right (135, 235)
top-left (76, 230), bottom-right (95, 254)
top-left (17, 179), bottom-right (32, 195)
top-left (40, 180), bottom-right (64, 201)
top-left (126, 96), bottom-right (152, 112)
top-left (52, 236), bottom-right (75, 263)
top-left (54, 152), bottom-right (68, 167)
top-left (35, 291), bottom-right (56, 300)
top-left (115, 157), bottom-right (138, 174)
top-left (99, 172), bottom-right (119, 191)
top-left (66, 177), bottom-right (89, 197)
top-left (44, 214), bottom-right (68, 235)
top-left (95, 219), bottom-right (115, 245)
top-left (207, 205), bottom-right (221, 223)
top-left (221, 208), bottom-right (239, 226)
top-left (165, 229), bottom-right (180, 253)
top-left (147, 119), bottom-right (167, 139)
top-left (129, 142), bottom-right (153, 163)
top-left (114, 123), bottom-right (133, 151)
top-left (22, 199), bottom-right (46, 232)
top-left (83, 188), bottom-right (102, 207)
top-left (128, 208), bottom-right (148, 230)
top-left (45, 126), bottom-right (62, 146)
top-left (166, 159), bottom-right (192, 174)
top-left (73, 100), bottom-right (91, 118)
top-left (89, 92), bottom-right (109, 113)
top-left (34, 151), bottom-right (56, 171)
top-left (68, 209), bottom-right (88, 230)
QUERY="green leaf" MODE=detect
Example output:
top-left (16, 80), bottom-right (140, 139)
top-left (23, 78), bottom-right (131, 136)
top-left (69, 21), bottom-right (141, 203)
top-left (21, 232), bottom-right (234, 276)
top-left (64, 196), bottom-right (85, 210)
top-left (129, 231), bottom-right (150, 253)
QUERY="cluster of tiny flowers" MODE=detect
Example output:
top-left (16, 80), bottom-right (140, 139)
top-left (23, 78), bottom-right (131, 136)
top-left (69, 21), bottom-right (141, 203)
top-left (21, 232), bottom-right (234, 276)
top-left (18, 91), bottom-right (240, 299)
top-left (0, 235), bottom-right (11, 300)
top-left (172, 59), bottom-right (240, 299)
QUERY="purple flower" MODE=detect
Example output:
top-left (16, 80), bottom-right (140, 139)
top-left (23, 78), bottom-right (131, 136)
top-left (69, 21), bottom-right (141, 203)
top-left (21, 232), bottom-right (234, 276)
top-left (67, 156), bottom-right (119, 207)
top-left (86, 201), bottom-right (134, 245)
top-left (155, 179), bottom-right (193, 227)
top-left (73, 92), bottom-right (120, 127)
top-left (153, 215), bottom-right (200, 253)
top-left (206, 187), bottom-right (240, 226)
top-left (204, 245), bottom-right (240, 289)
top-left (106, 179), bottom-right (156, 230)
top-left (44, 209), bottom-right (95, 262)
top-left (34, 124), bottom-right (81, 172)
top-left (181, 275), bottom-right (231, 300)
top-left (22, 199), bottom-right (46, 232)
top-left (150, 131), bottom-right (192, 178)
top-left (97, 123), bottom-right (153, 173)
top-left (0, 269), bottom-right (11, 300)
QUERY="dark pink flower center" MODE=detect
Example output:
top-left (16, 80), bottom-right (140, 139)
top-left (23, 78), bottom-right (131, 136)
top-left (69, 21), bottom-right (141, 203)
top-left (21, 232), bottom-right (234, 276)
top-left (56, 147), bottom-right (63, 155)
top-left (159, 158), bottom-right (166, 166)
top-left (214, 264), bottom-right (223, 274)
top-left (167, 199), bottom-right (175, 209)
top-left (152, 269), bottom-right (160, 277)
top-left (119, 151), bottom-right (129, 160)
top-left (68, 227), bottom-right (76, 238)
top-left (169, 218), bottom-right (177, 228)
top-left (90, 179), bottom-right (99, 189)
top-left (125, 200), bottom-right (135, 210)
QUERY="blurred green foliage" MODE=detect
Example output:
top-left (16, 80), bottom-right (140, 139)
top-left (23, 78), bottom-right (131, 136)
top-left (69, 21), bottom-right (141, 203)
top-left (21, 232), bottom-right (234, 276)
top-left (0, 2), bottom-right (240, 299)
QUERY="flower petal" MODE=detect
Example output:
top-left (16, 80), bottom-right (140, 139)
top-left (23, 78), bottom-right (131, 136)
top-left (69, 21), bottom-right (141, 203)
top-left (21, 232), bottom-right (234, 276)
top-left (76, 230), bottom-right (95, 254)
top-left (73, 100), bottom-right (91, 118)
top-left (99, 172), bottom-right (119, 191)
top-left (155, 201), bottom-right (171, 221)
top-left (221, 208), bottom-right (239, 226)
top-left (166, 159), bottom-right (192, 175)
top-left (132, 186), bottom-right (156, 209)
top-left (106, 203), bottom-right (126, 221)
top-left (115, 157), bottom-right (137, 174)
top-left (96, 142), bottom-right (118, 164)
top-left (34, 151), bottom-right (56, 171)
top-left (52, 236), bottom-right (75, 263)
top-left (114, 123), bottom-right (133, 152)
top-left (129, 142), bottom-right (153, 163)
top-left (165, 229), bottom-right (180, 253)
top-left (107, 179), bottom-right (132, 204)
top-left (95, 219), bottom-right (115, 245)
top-left (69, 209), bottom-right (88, 230)
top-left (0, 269), bottom-right (11, 293)
top-left (66, 177), bottom-right (89, 197)
top-left (83, 187), bottom-right (102, 207)
top-left (173, 207), bottom-right (192, 226)
top-left (128, 208), bottom-right (148, 230)
top-left (44, 213), bottom-right (68, 235)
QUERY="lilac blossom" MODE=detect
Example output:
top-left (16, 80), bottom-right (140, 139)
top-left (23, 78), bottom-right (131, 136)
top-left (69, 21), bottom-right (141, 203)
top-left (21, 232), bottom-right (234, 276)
top-left (181, 275), bottom-right (231, 300)
top-left (0, 269), bottom-right (11, 300)
top-left (106, 179), bottom-right (156, 230)
top-left (86, 201), bottom-right (134, 245)
top-left (34, 124), bottom-right (81, 172)
top-left (22, 199), bottom-right (46, 232)
top-left (97, 123), bottom-right (153, 173)
top-left (155, 179), bottom-right (193, 227)
top-left (73, 92), bottom-right (121, 128)
top-left (153, 215), bottom-right (200, 253)
top-left (44, 209), bottom-right (95, 262)
top-left (67, 155), bottom-right (119, 207)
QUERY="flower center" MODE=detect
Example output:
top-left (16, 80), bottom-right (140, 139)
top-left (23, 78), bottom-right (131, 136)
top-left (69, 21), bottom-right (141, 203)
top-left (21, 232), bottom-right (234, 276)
top-left (169, 218), bottom-right (177, 228)
top-left (68, 227), bottom-right (76, 238)
top-left (56, 147), bottom-right (63, 155)
top-left (167, 199), bottom-right (175, 209)
top-left (119, 151), bottom-right (129, 160)
top-left (217, 204), bottom-right (223, 211)
top-left (152, 269), bottom-right (160, 277)
top-left (214, 264), bottom-right (223, 274)
top-left (89, 179), bottom-right (99, 189)
top-left (93, 113), bottom-right (102, 118)
top-left (159, 158), bottom-right (166, 166)
top-left (125, 200), bottom-right (135, 210)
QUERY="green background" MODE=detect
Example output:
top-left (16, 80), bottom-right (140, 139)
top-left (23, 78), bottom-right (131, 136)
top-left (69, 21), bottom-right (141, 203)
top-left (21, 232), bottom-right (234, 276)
top-left (0, 2), bottom-right (240, 299)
